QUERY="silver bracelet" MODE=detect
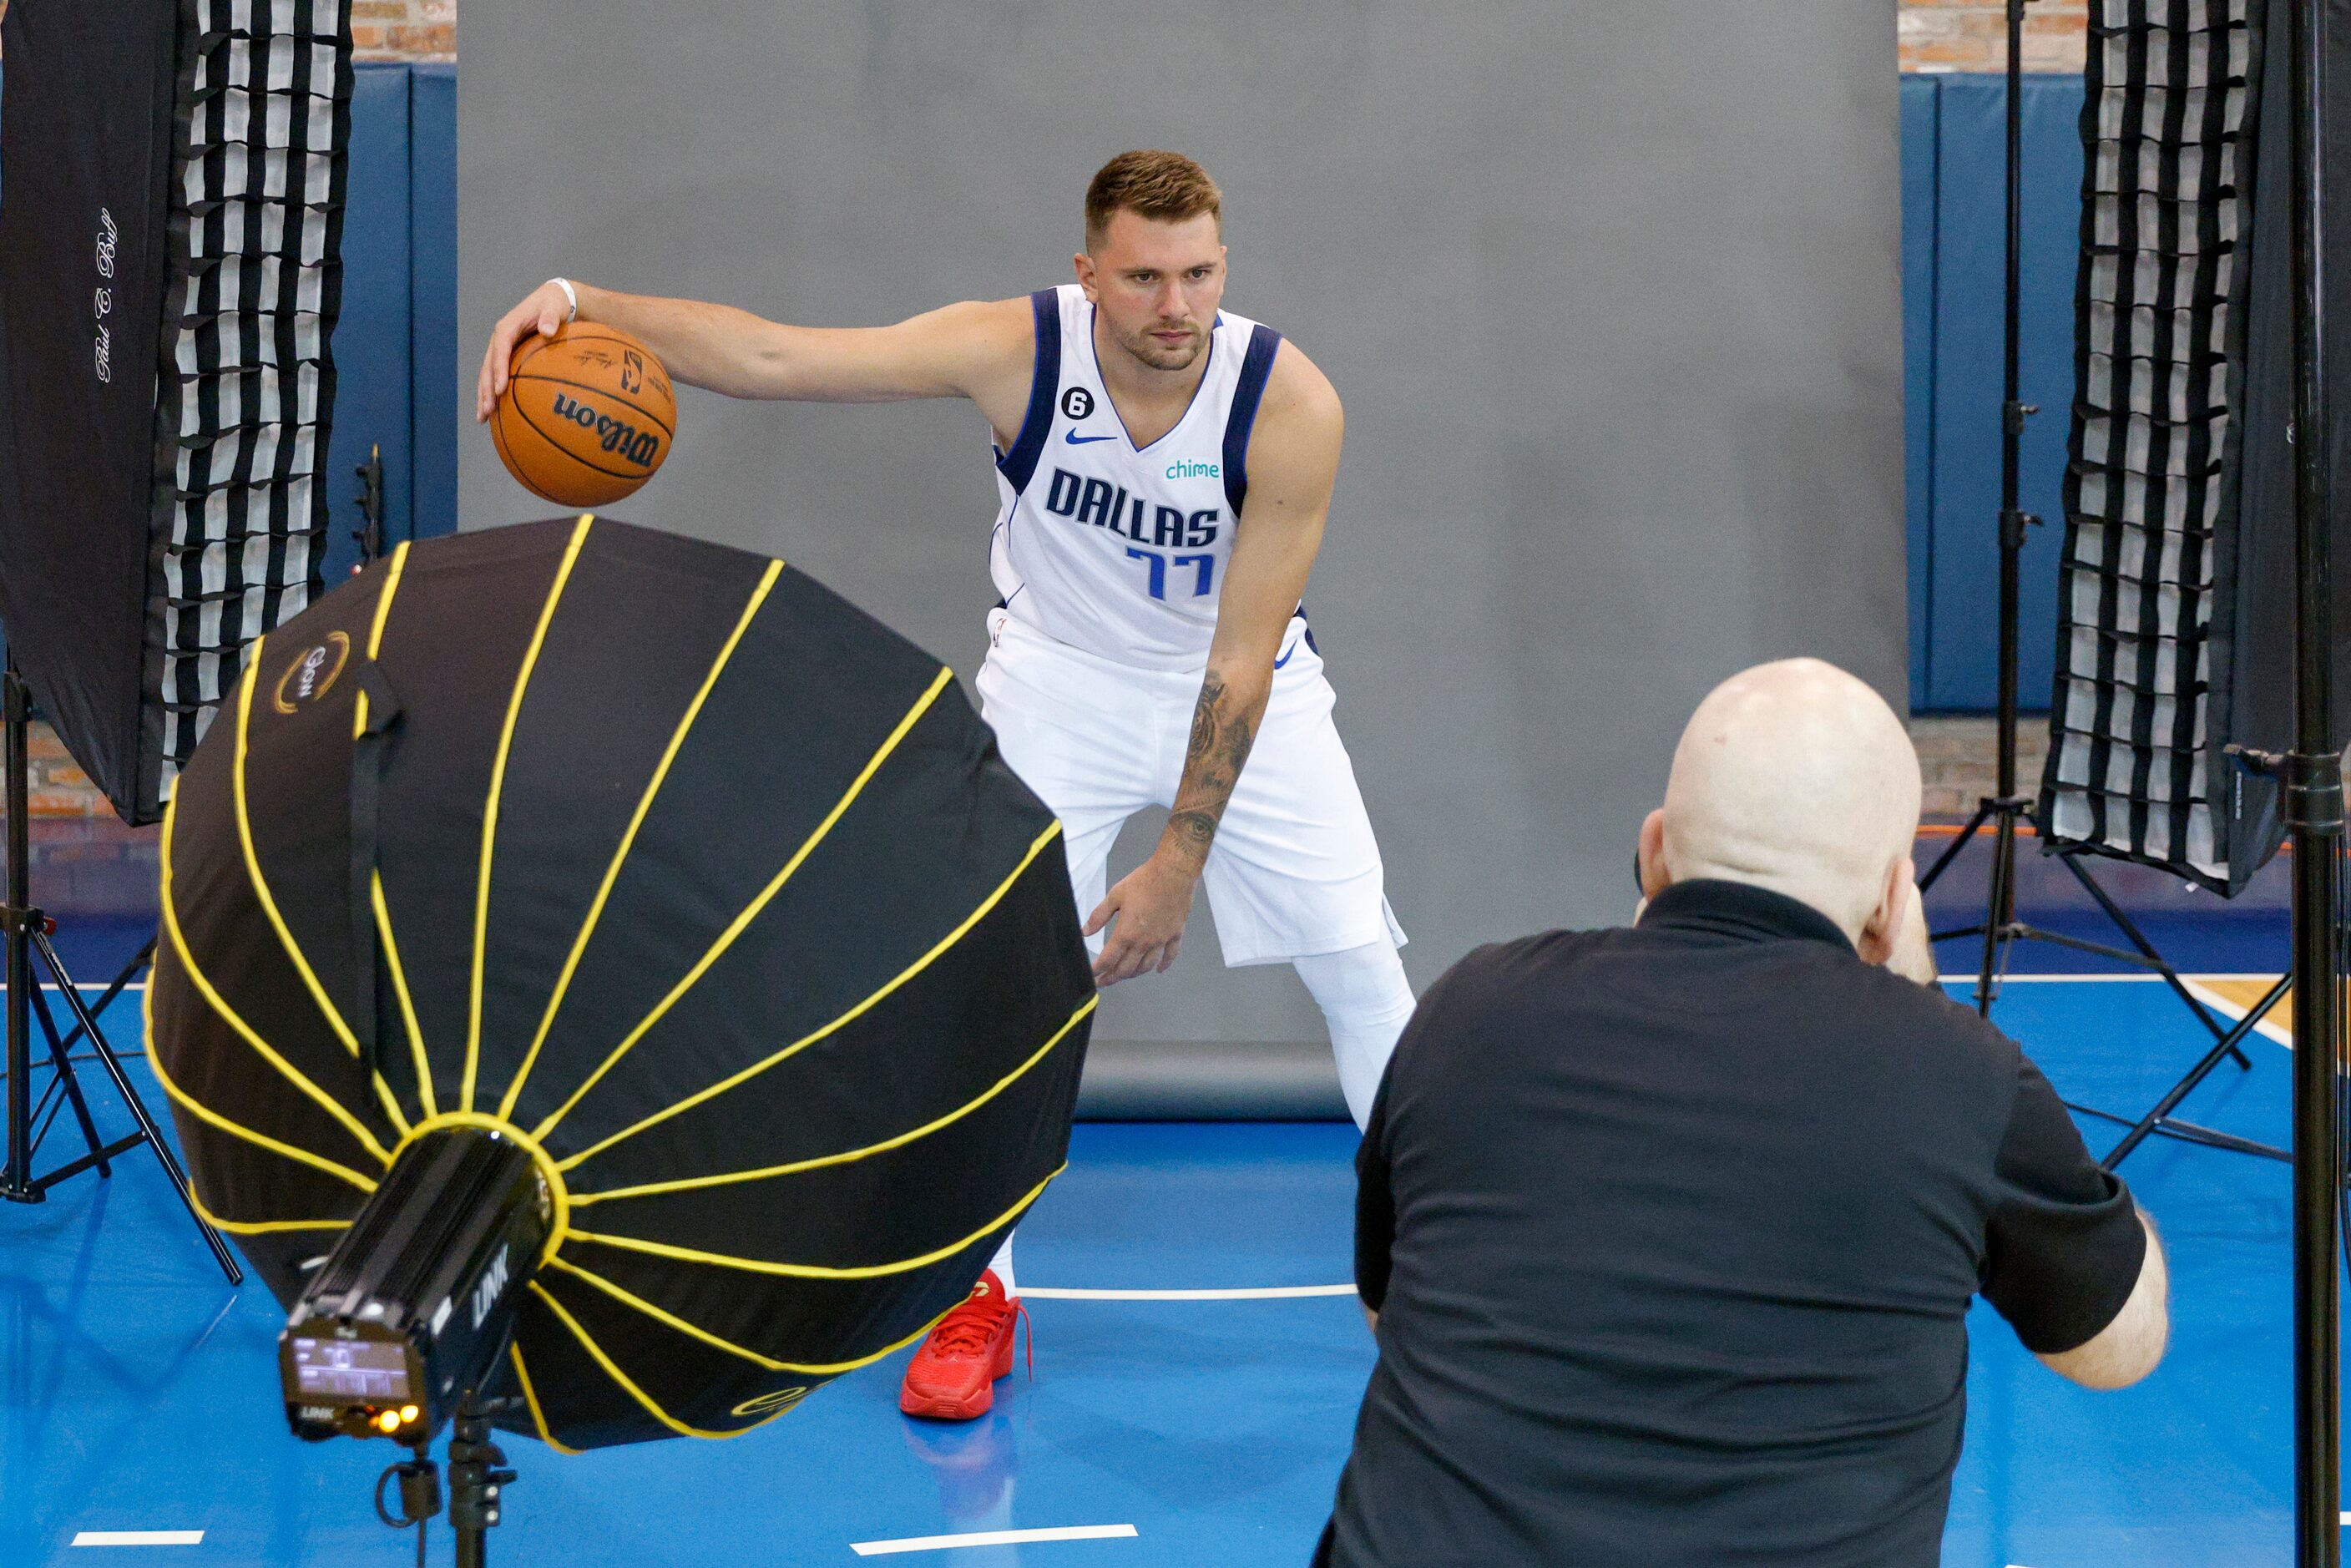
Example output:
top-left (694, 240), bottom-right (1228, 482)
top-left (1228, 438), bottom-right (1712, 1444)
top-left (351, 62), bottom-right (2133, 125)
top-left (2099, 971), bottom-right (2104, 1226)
top-left (549, 276), bottom-right (579, 323)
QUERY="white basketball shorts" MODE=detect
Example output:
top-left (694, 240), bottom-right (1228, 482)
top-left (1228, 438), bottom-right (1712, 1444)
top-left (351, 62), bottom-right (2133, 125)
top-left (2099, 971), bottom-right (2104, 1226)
top-left (975, 606), bottom-right (1405, 968)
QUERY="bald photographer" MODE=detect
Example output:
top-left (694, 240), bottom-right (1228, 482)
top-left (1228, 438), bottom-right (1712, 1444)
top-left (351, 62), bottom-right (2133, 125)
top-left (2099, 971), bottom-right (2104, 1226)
top-left (1317, 658), bottom-right (2167, 1568)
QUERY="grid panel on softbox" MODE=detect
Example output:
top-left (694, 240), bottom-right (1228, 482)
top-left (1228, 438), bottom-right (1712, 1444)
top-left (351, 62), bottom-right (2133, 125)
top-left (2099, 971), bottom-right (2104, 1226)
top-left (2043, 0), bottom-right (2259, 888)
top-left (147, 0), bottom-right (351, 797)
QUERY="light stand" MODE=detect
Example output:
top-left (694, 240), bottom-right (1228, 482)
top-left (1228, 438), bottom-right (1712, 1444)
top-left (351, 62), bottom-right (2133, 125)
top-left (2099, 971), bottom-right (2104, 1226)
top-left (373, 1399), bottom-right (519, 1568)
top-left (2275, 1), bottom-right (2338, 1555)
top-left (1914, 0), bottom-right (2286, 1168)
top-left (0, 655), bottom-right (239, 1282)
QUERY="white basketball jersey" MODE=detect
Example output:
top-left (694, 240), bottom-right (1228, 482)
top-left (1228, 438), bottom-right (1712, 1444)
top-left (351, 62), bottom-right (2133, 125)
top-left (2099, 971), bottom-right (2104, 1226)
top-left (988, 284), bottom-right (1285, 671)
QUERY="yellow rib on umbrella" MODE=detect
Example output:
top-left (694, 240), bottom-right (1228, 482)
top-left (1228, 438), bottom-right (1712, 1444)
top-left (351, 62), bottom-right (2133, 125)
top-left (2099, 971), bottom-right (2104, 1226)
top-left (149, 516), bottom-right (1095, 1450)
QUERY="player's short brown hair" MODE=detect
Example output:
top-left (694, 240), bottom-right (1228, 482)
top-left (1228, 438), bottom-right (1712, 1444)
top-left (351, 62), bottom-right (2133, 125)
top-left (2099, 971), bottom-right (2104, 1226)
top-left (1084, 151), bottom-right (1223, 250)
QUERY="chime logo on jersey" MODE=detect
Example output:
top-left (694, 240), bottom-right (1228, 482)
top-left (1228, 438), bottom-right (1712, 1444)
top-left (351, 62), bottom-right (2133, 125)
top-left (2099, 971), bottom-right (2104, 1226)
top-left (1040, 466), bottom-right (1219, 549)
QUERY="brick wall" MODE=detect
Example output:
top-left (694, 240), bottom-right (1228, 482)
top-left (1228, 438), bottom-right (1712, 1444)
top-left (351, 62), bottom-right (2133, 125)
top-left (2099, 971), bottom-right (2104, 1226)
top-left (1901, 1), bottom-right (2090, 73)
top-left (354, 0), bottom-right (453, 61)
top-left (0, 4), bottom-right (2111, 76)
top-left (26, 725), bottom-right (107, 818)
top-left (346, 3), bottom-right (2083, 72)
top-left (1912, 716), bottom-right (2050, 818)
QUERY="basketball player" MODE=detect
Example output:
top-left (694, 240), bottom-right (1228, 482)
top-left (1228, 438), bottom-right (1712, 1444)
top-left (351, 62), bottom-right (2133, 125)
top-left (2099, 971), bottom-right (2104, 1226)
top-left (477, 151), bottom-right (1415, 1421)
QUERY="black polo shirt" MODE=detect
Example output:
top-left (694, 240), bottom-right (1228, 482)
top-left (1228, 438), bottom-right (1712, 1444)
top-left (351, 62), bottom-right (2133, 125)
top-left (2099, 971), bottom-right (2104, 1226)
top-left (1317, 878), bottom-right (2146, 1568)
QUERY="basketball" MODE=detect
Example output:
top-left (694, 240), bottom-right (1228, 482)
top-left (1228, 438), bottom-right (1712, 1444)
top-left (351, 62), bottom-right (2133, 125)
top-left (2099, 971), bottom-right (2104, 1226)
top-left (490, 322), bottom-right (677, 507)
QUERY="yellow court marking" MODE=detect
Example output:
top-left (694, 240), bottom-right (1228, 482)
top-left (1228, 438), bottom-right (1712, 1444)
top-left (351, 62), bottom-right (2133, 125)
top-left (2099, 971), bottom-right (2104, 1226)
top-left (572, 993), bottom-right (1096, 1206)
top-left (159, 792), bottom-right (393, 1168)
top-left (529, 1281), bottom-right (797, 1442)
top-left (530, 665), bottom-right (957, 1146)
top-left (496, 561), bottom-right (784, 1123)
top-left (464, 513), bottom-right (595, 1115)
top-left (229, 640), bottom-right (411, 1140)
top-left (386, 1111), bottom-right (570, 1267)
top-left (372, 875), bottom-right (438, 1121)
top-left (554, 817), bottom-right (1060, 1172)
top-left (543, 1256), bottom-right (953, 1375)
top-left (144, 983), bottom-right (379, 1192)
top-left (567, 1162), bottom-right (1064, 1279)
top-left (508, 1343), bottom-right (582, 1457)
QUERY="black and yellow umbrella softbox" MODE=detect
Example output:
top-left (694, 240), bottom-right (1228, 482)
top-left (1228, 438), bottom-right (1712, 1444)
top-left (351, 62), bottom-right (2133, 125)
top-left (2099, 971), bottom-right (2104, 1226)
top-left (148, 514), bottom-right (1095, 1450)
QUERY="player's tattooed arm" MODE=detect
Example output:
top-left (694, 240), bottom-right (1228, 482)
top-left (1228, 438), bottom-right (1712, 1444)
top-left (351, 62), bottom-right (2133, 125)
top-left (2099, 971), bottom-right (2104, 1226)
top-left (1085, 345), bottom-right (1342, 987)
top-left (1162, 670), bottom-right (1262, 872)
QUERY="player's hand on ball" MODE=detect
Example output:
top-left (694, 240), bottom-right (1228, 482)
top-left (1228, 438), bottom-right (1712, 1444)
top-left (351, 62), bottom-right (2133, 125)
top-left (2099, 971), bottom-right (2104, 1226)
top-left (1086, 854), bottom-right (1197, 985)
top-left (476, 281), bottom-right (579, 422)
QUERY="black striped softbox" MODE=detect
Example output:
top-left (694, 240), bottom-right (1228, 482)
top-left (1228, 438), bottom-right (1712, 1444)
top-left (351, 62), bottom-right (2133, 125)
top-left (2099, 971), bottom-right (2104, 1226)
top-left (0, 0), bottom-right (349, 823)
top-left (2040, 0), bottom-right (2351, 893)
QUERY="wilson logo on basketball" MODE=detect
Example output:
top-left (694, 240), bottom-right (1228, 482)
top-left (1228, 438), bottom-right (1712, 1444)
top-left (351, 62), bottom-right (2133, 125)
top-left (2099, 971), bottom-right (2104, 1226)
top-left (549, 392), bottom-right (662, 469)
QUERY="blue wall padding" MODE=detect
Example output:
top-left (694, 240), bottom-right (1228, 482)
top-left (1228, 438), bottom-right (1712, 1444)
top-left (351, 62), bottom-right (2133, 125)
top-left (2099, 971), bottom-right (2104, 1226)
top-left (409, 66), bottom-right (459, 549)
top-left (1900, 75), bottom-right (1940, 704)
top-left (321, 62), bottom-right (459, 588)
top-left (1917, 73), bottom-right (2086, 712)
top-left (324, 63), bottom-right (415, 582)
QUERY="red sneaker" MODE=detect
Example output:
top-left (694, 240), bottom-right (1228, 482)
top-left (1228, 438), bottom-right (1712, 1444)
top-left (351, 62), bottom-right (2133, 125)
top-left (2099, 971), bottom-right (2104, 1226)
top-left (899, 1270), bottom-right (1029, 1422)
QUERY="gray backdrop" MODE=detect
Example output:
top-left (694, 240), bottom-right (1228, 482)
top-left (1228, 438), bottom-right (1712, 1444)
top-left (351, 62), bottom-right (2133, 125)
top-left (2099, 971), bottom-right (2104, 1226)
top-left (458, 1), bottom-right (1907, 1051)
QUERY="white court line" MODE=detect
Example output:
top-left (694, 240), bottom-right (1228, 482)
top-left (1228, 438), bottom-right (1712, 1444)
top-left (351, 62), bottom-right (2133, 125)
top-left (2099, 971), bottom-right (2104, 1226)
top-left (2180, 977), bottom-right (2297, 1049)
top-left (852, 1524), bottom-right (1137, 1555)
top-left (1931, 969), bottom-right (2297, 1047)
top-left (71, 1533), bottom-right (204, 1548)
top-left (1021, 1285), bottom-right (1355, 1301)
top-left (1932, 973), bottom-right (2288, 984)
top-left (1939, 972), bottom-right (2162, 984)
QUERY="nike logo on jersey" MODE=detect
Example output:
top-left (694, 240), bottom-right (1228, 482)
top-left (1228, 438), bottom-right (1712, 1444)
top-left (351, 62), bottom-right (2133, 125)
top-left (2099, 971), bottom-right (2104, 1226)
top-left (1064, 431), bottom-right (1117, 445)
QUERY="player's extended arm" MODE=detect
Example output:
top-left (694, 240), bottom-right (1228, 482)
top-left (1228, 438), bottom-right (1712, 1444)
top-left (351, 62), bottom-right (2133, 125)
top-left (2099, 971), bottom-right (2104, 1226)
top-left (474, 280), bottom-right (1034, 433)
top-left (1086, 348), bottom-right (1344, 985)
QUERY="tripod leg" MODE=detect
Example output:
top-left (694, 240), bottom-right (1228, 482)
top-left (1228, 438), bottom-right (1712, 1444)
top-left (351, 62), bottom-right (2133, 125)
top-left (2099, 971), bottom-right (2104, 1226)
top-left (1918, 802), bottom-right (1995, 895)
top-left (27, 981), bottom-right (110, 1177)
top-left (33, 930), bottom-right (241, 1283)
top-left (47, 938), bottom-right (157, 1062)
top-left (2101, 975), bottom-right (2288, 1170)
top-left (2053, 847), bottom-right (2246, 1065)
top-left (1976, 808), bottom-right (2021, 1016)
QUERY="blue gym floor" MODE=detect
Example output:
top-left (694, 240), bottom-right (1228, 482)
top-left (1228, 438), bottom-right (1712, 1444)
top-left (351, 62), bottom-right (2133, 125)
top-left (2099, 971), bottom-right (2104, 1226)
top-left (0, 832), bottom-right (2323, 1565)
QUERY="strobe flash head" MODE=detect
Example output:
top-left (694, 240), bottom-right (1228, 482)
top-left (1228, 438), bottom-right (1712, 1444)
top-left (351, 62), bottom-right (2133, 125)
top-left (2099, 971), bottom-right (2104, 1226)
top-left (280, 1126), bottom-right (550, 1444)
